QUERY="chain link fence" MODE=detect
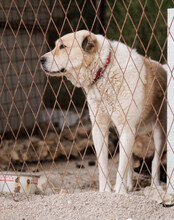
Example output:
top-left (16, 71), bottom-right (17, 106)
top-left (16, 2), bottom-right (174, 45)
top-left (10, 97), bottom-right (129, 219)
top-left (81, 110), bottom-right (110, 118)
top-left (0, 0), bottom-right (174, 201)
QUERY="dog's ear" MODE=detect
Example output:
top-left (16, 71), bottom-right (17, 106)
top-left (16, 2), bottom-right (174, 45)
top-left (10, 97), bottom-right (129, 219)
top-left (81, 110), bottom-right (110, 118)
top-left (81, 35), bottom-right (97, 53)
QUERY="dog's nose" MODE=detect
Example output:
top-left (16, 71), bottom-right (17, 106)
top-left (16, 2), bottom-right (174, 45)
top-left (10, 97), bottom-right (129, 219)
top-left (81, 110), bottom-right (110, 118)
top-left (40, 56), bottom-right (46, 64)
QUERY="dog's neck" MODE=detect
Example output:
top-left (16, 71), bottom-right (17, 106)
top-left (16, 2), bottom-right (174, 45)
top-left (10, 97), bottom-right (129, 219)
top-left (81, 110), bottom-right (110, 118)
top-left (92, 51), bottom-right (111, 85)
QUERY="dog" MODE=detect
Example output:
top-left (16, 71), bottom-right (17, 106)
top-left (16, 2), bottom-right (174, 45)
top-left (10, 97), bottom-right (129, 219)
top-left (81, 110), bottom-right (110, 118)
top-left (40, 30), bottom-right (167, 193)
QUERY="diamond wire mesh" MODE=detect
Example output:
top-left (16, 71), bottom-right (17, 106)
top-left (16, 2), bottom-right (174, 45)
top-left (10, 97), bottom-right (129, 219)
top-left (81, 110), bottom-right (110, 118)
top-left (0, 0), bottom-right (173, 198)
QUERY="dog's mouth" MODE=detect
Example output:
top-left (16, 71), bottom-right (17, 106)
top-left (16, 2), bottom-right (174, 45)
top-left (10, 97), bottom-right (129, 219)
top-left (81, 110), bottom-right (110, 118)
top-left (41, 65), bottom-right (66, 76)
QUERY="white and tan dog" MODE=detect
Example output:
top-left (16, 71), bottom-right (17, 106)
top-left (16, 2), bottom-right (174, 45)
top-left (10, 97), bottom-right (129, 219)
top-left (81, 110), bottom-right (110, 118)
top-left (40, 30), bottom-right (166, 194)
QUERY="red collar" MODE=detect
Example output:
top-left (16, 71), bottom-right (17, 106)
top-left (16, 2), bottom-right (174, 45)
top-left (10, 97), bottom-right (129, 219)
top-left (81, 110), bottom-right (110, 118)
top-left (93, 51), bottom-right (111, 84)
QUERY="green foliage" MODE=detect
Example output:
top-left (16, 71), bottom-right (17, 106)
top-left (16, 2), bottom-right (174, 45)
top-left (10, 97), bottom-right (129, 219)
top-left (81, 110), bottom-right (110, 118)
top-left (106, 0), bottom-right (173, 62)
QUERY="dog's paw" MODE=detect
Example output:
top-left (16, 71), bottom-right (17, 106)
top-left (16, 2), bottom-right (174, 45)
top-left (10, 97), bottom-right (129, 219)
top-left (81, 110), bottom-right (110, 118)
top-left (114, 184), bottom-right (127, 194)
top-left (104, 186), bottom-right (112, 193)
top-left (127, 185), bottom-right (133, 192)
top-left (100, 187), bottom-right (111, 193)
top-left (151, 183), bottom-right (164, 191)
top-left (127, 179), bottom-right (133, 192)
top-left (99, 182), bottom-right (112, 192)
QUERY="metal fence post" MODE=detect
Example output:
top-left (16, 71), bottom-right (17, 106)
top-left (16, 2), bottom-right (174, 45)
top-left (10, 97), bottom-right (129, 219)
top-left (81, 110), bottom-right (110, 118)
top-left (167, 8), bottom-right (174, 194)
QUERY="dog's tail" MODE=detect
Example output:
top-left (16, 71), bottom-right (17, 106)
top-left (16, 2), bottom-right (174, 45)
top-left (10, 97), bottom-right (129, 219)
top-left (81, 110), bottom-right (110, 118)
top-left (162, 64), bottom-right (168, 73)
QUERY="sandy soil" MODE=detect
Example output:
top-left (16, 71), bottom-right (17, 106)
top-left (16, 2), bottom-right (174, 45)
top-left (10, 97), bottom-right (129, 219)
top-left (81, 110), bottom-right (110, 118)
top-left (1, 191), bottom-right (174, 220)
top-left (0, 155), bottom-right (174, 220)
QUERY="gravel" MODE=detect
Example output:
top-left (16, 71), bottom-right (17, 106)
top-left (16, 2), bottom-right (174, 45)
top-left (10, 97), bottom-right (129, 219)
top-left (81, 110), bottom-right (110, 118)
top-left (1, 155), bottom-right (174, 220)
top-left (0, 191), bottom-right (174, 220)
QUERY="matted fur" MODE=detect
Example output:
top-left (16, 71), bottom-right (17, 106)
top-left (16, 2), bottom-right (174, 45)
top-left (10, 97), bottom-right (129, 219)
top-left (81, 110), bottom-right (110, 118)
top-left (40, 30), bottom-right (167, 193)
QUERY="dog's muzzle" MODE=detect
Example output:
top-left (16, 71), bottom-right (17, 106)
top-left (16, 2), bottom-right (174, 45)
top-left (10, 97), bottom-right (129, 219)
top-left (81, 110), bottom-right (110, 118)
top-left (40, 56), bottom-right (47, 71)
top-left (40, 56), bottom-right (46, 65)
top-left (40, 56), bottom-right (66, 74)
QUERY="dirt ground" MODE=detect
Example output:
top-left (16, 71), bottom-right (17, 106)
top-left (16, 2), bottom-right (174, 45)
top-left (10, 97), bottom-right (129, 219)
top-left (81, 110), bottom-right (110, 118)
top-left (1, 155), bottom-right (174, 220)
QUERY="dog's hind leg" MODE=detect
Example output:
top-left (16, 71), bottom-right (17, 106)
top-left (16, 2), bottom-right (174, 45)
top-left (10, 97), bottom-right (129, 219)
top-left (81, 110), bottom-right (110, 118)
top-left (151, 123), bottom-right (164, 189)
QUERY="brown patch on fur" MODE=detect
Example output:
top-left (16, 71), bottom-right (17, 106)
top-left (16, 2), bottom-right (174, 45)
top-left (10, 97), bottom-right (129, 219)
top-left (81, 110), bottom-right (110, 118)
top-left (141, 58), bottom-right (167, 126)
top-left (81, 34), bottom-right (99, 67)
top-left (82, 34), bottom-right (98, 54)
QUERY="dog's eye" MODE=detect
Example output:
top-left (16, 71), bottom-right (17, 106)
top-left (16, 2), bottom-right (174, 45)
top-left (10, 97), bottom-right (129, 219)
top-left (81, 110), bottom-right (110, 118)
top-left (59, 44), bottom-right (66, 49)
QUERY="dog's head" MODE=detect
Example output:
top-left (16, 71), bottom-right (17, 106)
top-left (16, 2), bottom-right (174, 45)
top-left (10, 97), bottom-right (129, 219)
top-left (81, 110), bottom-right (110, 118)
top-left (40, 30), bottom-right (99, 87)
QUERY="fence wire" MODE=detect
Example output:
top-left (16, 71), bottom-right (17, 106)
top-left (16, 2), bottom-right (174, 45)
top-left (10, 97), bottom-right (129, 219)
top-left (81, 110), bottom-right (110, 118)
top-left (0, 0), bottom-right (174, 200)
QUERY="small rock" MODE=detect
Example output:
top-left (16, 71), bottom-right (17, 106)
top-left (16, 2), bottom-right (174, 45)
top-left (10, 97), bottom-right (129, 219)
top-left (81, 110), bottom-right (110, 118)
top-left (76, 164), bottom-right (85, 169)
top-left (59, 189), bottom-right (67, 194)
top-left (88, 161), bottom-right (96, 166)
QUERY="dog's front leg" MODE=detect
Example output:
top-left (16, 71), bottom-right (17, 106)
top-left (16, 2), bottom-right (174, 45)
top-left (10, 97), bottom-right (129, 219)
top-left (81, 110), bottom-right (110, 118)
top-left (92, 122), bottom-right (111, 192)
top-left (127, 157), bottom-right (133, 192)
top-left (115, 126), bottom-right (135, 194)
